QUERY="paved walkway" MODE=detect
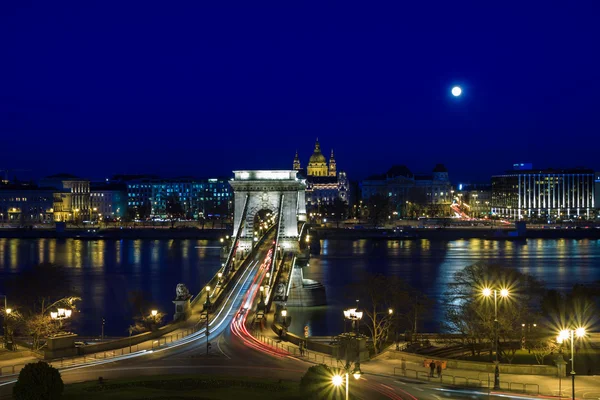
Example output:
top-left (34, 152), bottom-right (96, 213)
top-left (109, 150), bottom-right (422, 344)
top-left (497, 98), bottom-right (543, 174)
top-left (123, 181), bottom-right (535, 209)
top-left (255, 322), bottom-right (600, 398)
top-left (368, 349), bottom-right (600, 398)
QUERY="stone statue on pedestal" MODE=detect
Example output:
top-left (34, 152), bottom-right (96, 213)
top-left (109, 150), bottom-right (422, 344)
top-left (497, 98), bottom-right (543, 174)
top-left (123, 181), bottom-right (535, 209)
top-left (173, 283), bottom-right (192, 321)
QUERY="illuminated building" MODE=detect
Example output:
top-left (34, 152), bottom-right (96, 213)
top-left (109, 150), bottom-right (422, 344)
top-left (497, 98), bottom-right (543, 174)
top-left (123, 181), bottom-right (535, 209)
top-left (0, 183), bottom-right (54, 223)
top-left (293, 139), bottom-right (349, 211)
top-left (491, 165), bottom-right (596, 220)
top-left (361, 164), bottom-right (452, 217)
top-left (124, 177), bottom-right (232, 219)
top-left (90, 182), bottom-right (127, 220)
top-left (40, 174), bottom-right (91, 222)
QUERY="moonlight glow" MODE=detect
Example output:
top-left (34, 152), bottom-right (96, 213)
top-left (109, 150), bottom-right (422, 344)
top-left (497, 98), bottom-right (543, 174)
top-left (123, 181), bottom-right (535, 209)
top-left (451, 86), bottom-right (462, 97)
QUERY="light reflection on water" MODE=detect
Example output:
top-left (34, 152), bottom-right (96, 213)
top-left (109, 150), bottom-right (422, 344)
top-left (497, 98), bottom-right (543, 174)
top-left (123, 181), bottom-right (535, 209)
top-left (289, 238), bottom-right (600, 336)
top-left (1, 238), bottom-right (599, 337)
top-left (0, 238), bottom-right (220, 337)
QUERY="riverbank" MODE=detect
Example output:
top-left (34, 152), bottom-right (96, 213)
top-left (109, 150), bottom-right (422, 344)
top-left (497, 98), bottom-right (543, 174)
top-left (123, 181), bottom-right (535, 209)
top-left (0, 227), bottom-right (228, 240)
top-left (312, 226), bottom-right (600, 240)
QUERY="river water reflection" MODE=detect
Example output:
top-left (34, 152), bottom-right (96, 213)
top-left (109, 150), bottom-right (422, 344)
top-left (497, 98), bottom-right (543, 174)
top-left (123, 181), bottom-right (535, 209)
top-left (0, 238), bottom-right (598, 337)
top-left (290, 238), bottom-right (600, 337)
top-left (0, 238), bottom-right (220, 337)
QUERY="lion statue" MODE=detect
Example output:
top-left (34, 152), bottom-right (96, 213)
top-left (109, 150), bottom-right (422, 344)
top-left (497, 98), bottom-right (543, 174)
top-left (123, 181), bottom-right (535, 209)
top-left (175, 283), bottom-right (191, 300)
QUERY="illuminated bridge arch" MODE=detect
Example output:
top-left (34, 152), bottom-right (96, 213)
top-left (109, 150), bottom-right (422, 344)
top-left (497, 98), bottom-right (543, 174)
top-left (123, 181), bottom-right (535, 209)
top-left (229, 170), bottom-right (306, 252)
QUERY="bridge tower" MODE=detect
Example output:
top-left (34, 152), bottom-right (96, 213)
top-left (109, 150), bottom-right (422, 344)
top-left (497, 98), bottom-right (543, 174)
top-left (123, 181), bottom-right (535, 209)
top-left (229, 170), bottom-right (307, 253)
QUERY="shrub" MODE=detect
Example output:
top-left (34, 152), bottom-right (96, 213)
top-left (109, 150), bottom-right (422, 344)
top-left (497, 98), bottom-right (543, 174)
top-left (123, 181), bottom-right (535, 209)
top-left (13, 361), bottom-right (64, 400)
top-left (299, 364), bottom-right (337, 399)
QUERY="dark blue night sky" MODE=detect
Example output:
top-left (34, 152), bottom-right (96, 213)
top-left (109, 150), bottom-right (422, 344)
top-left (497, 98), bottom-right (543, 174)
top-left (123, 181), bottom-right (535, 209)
top-left (2, 2), bottom-right (599, 183)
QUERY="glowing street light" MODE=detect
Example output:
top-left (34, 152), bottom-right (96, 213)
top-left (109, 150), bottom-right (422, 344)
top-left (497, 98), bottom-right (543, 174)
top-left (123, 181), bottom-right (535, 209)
top-left (481, 287), bottom-right (510, 389)
top-left (557, 327), bottom-right (586, 400)
top-left (451, 86), bottom-right (462, 97)
top-left (50, 308), bottom-right (72, 329)
top-left (151, 309), bottom-right (158, 317)
top-left (332, 374), bottom-right (343, 386)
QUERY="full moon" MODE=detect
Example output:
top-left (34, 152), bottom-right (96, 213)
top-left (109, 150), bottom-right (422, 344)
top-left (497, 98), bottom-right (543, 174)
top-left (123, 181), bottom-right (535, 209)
top-left (451, 86), bottom-right (462, 97)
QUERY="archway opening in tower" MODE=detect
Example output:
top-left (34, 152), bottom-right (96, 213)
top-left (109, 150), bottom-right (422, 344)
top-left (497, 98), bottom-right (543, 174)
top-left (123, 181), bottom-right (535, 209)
top-left (253, 209), bottom-right (277, 237)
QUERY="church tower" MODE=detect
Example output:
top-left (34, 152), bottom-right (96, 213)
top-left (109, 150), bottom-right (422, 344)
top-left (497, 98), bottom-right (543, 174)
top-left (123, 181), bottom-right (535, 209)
top-left (307, 138), bottom-right (328, 176)
top-left (328, 149), bottom-right (337, 177)
top-left (293, 150), bottom-right (301, 170)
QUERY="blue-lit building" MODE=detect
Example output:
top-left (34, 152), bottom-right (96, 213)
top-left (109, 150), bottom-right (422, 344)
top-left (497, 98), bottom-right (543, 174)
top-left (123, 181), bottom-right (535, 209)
top-left (491, 165), bottom-right (597, 220)
top-left (124, 177), bottom-right (232, 219)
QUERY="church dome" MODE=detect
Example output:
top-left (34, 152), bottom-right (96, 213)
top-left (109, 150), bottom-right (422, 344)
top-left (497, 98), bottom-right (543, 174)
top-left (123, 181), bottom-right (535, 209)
top-left (308, 139), bottom-right (327, 164)
top-left (309, 151), bottom-right (326, 164)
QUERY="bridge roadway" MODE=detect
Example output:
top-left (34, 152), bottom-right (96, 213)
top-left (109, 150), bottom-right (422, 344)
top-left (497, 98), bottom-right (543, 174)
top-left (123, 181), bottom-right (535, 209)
top-left (0, 238), bottom-right (544, 400)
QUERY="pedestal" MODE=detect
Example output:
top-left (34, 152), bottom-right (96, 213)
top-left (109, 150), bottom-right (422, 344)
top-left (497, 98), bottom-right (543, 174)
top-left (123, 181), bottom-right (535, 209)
top-left (173, 297), bottom-right (192, 321)
top-left (44, 333), bottom-right (78, 360)
top-left (555, 356), bottom-right (567, 378)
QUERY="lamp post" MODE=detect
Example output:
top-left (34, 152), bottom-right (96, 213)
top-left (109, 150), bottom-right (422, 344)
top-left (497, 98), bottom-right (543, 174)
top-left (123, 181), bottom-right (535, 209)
top-left (333, 353), bottom-right (362, 400)
top-left (50, 308), bottom-right (72, 329)
top-left (338, 300), bottom-right (363, 400)
top-left (557, 327), bottom-right (586, 400)
top-left (204, 285), bottom-right (211, 355)
top-left (1, 295), bottom-right (10, 348)
top-left (482, 287), bottom-right (509, 390)
top-left (280, 306), bottom-right (289, 339)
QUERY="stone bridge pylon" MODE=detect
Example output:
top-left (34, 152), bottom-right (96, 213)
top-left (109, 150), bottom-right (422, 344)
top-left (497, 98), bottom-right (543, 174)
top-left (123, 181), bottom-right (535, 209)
top-left (229, 170), bottom-right (307, 253)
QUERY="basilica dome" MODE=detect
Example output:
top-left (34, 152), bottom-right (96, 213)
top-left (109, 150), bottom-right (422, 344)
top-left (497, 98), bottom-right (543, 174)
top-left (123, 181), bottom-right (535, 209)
top-left (309, 151), bottom-right (326, 164)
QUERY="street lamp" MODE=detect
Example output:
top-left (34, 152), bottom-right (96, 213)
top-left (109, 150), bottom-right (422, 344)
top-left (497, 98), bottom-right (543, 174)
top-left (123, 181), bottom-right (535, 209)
top-left (482, 287), bottom-right (510, 390)
top-left (50, 308), bottom-right (73, 329)
top-left (217, 272), bottom-right (223, 286)
top-left (151, 309), bottom-right (158, 317)
top-left (205, 285), bottom-right (211, 355)
top-left (280, 306), bottom-right (290, 339)
top-left (340, 300), bottom-right (363, 399)
top-left (332, 364), bottom-right (362, 400)
top-left (557, 327), bottom-right (586, 400)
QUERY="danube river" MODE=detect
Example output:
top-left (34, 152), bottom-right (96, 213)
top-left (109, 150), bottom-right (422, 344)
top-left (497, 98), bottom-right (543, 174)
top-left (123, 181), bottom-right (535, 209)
top-left (1, 238), bottom-right (599, 337)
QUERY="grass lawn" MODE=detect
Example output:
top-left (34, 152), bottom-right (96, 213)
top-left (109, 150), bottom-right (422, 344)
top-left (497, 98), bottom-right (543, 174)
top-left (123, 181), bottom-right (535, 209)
top-left (63, 374), bottom-right (303, 400)
top-left (459, 348), bottom-right (600, 373)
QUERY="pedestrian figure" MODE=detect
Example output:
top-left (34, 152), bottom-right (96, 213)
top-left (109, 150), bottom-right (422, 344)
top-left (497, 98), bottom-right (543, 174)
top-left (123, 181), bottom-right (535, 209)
top-left (299, 342), bottom-right (304, 356)
top-left (401, 357), bottom-right (406, 374)
top-left (429, 361), bottom-right (435, 377)
top-left (436, 364), bottom-right (442, 378)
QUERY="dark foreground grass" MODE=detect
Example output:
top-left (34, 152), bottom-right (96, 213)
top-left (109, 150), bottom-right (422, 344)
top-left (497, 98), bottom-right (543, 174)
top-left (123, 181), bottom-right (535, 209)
top-left (63, 374), bottom-right (303, 400)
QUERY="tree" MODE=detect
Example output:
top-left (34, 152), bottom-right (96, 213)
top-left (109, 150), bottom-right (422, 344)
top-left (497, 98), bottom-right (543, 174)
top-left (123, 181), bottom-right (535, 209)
top-left (530, 338), bottom-right (559, 365)
top-left (299, 364), bottom-right (335, 400)
top-left (351, 274), bottom-right (428, 354)
top-left (442, 261), bottom-right (545, 361)
top-left (128, 290), bottom-right (165, 333)
top-left (166, 194), bottom-right (184, 228)
top-left (7, 263), bottom-right (80, 350)
top-left (542, 283), bottom-right (600, 335)
top-left (13, 361), bottom-right (64, 400)
top-left (366, 194), bottom-right (390, 227)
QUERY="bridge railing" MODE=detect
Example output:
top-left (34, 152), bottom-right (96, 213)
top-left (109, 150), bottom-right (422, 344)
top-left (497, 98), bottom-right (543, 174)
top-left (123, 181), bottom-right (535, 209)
top-left (0, 324), bottom-right (208, 378)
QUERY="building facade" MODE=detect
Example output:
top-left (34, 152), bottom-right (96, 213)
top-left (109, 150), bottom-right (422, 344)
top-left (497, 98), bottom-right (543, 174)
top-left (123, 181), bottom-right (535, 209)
top-left (458, 184), bottom-right (492, 218)
top-left (361, 164), bottom-right (452, 218)
top-left (90, 182), bottom-right (127, 220)
top-left (491, 166), bottom-right (596, 220)
top-left (40, 174), bottom-right (91, 222)
top-left (125, 177), bottom-right (232, 219)
top-left (0, 183), bottom-right (54, 223)
top-left (293, 139), bottom-right (349, 211)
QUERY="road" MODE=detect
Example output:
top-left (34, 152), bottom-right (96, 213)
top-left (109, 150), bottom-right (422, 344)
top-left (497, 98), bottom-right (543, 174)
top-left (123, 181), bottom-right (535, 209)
top-left (0, 238), bottom-right (552, 399)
